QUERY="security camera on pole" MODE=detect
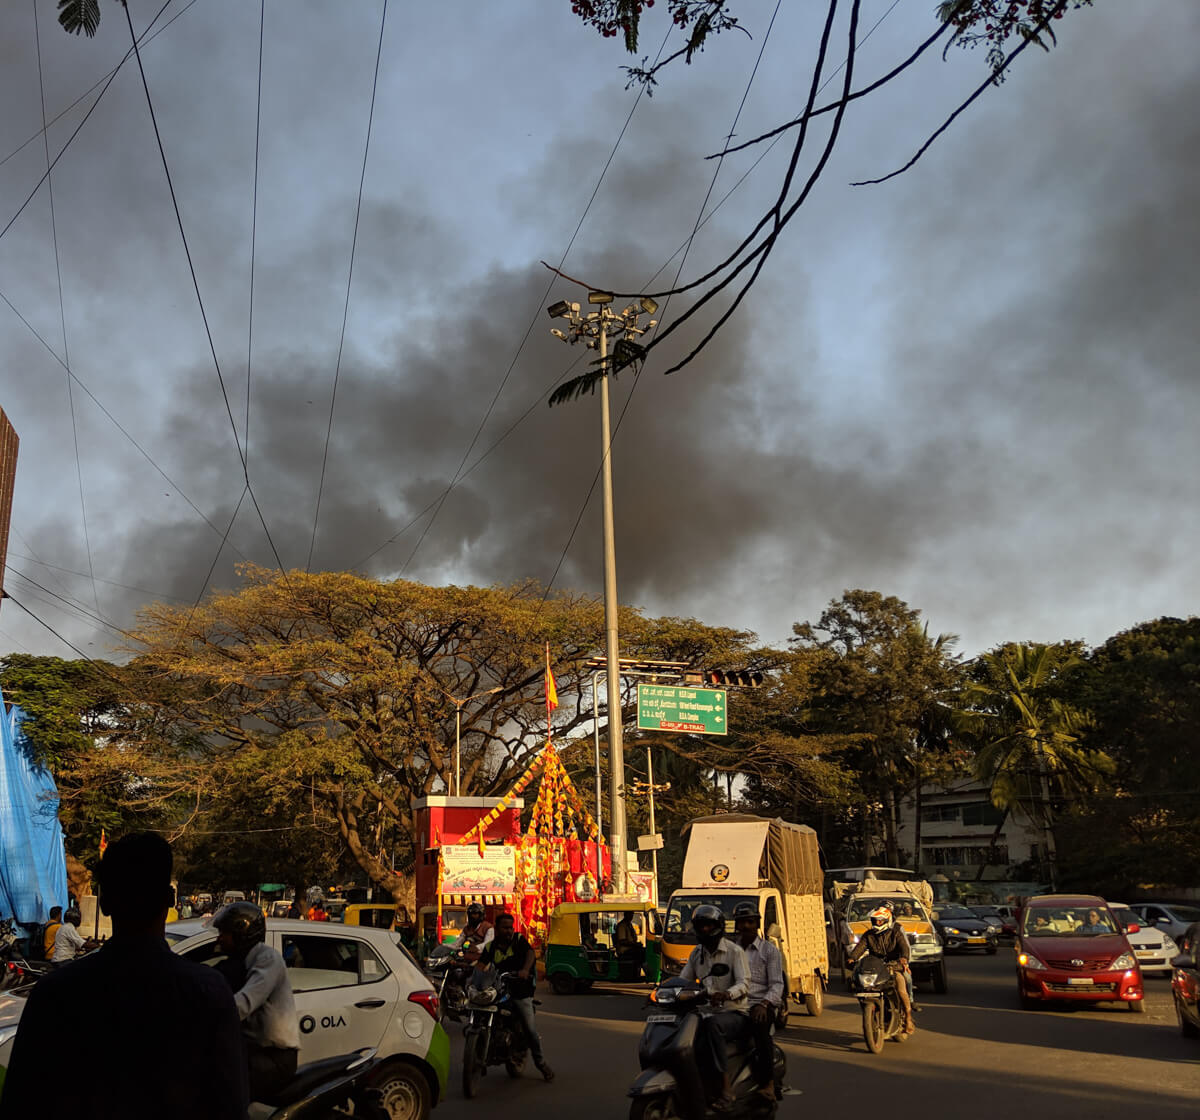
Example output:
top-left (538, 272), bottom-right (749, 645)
top-left (548, 291), bottom-right (658, 893)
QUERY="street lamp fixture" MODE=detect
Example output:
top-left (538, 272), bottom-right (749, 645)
top-left (436, 685), bottom-right (502, 797)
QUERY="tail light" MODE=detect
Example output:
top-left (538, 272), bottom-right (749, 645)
top-left (408, 990), bottom-right (439, 1020)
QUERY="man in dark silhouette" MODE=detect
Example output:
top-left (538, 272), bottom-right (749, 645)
top-left (0, 832), bottom-right (248, 1119)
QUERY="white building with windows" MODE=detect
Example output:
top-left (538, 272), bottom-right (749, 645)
top-left (896, 778), bottom-right (1045, 885)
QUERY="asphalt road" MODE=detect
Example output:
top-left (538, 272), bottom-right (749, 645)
top-left (434, 950), bottom-right (1198, 1119)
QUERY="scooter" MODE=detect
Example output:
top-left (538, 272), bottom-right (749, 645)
top-left (460, 966), bottom-right (531, 1099)
top-left (628, 976), bottom-right (784, 1120)
top-left (851, 954), bottom-right (909, 1053)
top-left (254, 1046), bottom-right (388, 1119)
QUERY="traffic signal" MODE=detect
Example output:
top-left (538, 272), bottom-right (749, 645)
top-left (701, 669), bottom-right (764, 688)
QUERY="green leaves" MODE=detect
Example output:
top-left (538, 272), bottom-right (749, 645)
top-left (57, 0), bottom-right (101, 38)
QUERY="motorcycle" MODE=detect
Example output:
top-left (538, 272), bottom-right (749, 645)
top-left (460, 966), bottom-right (532, 1098)
top-left (628, 976), bottom-right (784, 1120)
top-left (851, 954), bottom-right (909, 1053)
top-left (255, 1046), bottom-right (388, 1119)
top-left (425, 942), bottom-right (473, 1023)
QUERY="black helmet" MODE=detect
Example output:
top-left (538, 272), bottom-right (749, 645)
top-left (213, 901), bottom-right (266, 953)
top-left (691, 904), bottom-right (725, 938)
top-left (732, 902), bottom-right (761, 922)
top-left (467, 902), bottom-right (485, 923)
top-left (64, 908), bottom-right (82, 926)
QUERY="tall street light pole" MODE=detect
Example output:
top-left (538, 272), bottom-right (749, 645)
top-left (548, 292), bottom-right (657, 894)
top-left (438, 686), bottom-right (502, 796)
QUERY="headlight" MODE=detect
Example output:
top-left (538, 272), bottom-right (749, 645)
top-left (1110, 953), bottom-right (1136, 970)
top-left (945, 927), bottom-right (960, 935)
top-left (1162, 936), bottom-right (1179, 954)
top-left (859, 972), bottom-right (882, 987)
top-left (1018, 952), bottom-right (1046, 971)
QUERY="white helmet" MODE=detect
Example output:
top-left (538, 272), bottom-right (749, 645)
top-left (868, 906), bottom-right (894, 933)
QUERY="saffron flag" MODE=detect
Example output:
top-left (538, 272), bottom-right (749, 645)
top-left (545, 664), bottom-right (559, 711)
top-left (99, 828), bottom-right (107, 858)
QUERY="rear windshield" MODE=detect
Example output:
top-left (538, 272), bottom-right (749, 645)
top-left (846, 896), bottom-right (930, 923)
top-left (1023, 906), bottom-right (1117, 936)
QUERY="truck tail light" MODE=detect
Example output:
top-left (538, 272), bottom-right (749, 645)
top-left (408, 989), bottom-right (439, 1020)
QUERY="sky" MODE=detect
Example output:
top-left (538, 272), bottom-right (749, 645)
top-left (0, 0), bottom-right (1196, 665)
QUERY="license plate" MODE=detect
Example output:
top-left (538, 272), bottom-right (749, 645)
top-left (968, 937), bottom-right (986, 944)
top-left (1067, 977), bottom-right (1094, 986)
top-left (647, 1014), bottom-right (677, 1023)
top-left (1135, 951), bottom-right (1158, 958)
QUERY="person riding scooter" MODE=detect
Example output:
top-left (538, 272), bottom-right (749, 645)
top-left (679, 905), bottom-right (749, 1113)
top-left (453, 902), bottom-right (494, 961)
top-left (846, 905), bottom-right (915, 1035)
top-left (732, 902), bottom-right (784, 1101)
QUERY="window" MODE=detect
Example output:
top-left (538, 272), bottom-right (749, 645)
top-left (280, 934), bottom-right (389, 991)
top-left (764, 897), bottom-right (779, 935)
top-left (922, 844), bottom-right (1009, 868)
top-left (960, 802), bottom-right (1006, 827)
top-left (919, 804), bottom-right (960, 823)
top-left (178, 938), bottom-right (227, 969)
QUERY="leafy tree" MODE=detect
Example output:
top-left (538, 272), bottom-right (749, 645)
top-left (789, 591), bottom-right (961, 865)
top-left (954, 641), bottom-right (1110, 888)
top-left (0, 653), bottom-right (173, 897)
top-left (1054, 617), bottom-right (1200, 891)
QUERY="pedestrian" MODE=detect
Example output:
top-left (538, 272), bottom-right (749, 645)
top-left (0, 832), bottom-right (248, 1119)
top-left (40, 906), bottom-right (62, 961)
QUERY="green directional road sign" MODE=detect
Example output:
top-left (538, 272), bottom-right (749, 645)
top-left (637, 684), bottom-right (728, 735)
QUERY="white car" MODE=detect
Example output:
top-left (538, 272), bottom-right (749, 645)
top-left (1111, 903), bottom-right (1178, 977)
top-left (0, 919), bottom-right (447, 1119)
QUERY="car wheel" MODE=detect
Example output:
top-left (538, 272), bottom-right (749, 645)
top-left (805, 978), bottom-right (824, 1017)
top-left (932, 961), bottom-right (948, 995)
top-left (1018, 987), bottom-right (1037, 1010)
top-left (1177, 994), bottom-right (1199, 1038)
top-left (371, 1060), bottom-right (432, 1120)
top-left (1127, 999), bottom-right (1146, 1014)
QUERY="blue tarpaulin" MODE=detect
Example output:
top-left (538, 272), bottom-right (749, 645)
top-left (0, 691), bottom-right (68, 923)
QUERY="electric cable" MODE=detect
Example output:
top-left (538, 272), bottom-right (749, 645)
top-left (0, 0), bottom-right (175, 248)
top-left (306, 0), bottom-right (389, 573)
top-left (5, 594), bottom-right (122, 670)
top-left (245, 0), bottom-right (265, 468)
top-left (120, 3), bottom-right (290, 583)
top-left (7, 568), bottom-right (127, 639)
top-left (0, 0), bottom-right (197, 176)
top-left (34, 0), bottom-right (102, 621)
top-left (392, 23), bottom-right (676, 577)
top-left (8, 552), bottom-right (186, 602)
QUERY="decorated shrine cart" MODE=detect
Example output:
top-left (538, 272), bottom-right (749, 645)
top-left (413, 745), bottom-right (612, 952)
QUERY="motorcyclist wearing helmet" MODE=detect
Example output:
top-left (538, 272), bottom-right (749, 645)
top-left (732, 902), bottom-right (784, 1100)
top-left (50, 907), bottom-right (97, 964)
top-left (213, 901), bottom-right (300, 1099)
top-left (846, 904), bottom-right (915, 1035)
top-left (453, 902), bottom-right (494, 962)
top-left (679, 905), bottom-right (750, 1112)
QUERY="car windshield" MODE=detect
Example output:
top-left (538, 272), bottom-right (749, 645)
top-left (664, 896), bottom-right (744, 940)
top-left (1112, 908), bottom-right (1139, 928)
top-left (1022, 906), bottom-right (1117, 936)
top-left (846, 896), bottom-right (928, 923)
top-left (970, 907), bottom-right (1001, 918)
top-left (935, 906), bottom-right (977, 921)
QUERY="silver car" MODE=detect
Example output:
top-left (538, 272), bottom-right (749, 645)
top-left (1111, 904), bottom-right (1177, 977)
top-left (1130, 902), bottom-right (1200, 944)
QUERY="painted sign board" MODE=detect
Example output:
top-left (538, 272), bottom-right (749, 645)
top-left (637, 684), bottom-right (727, 735)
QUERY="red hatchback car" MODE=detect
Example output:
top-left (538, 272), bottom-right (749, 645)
top-left (1015, 894), bottom-right (1144, 1012)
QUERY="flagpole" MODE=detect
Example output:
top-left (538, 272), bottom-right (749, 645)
top-left (545, 642), bottom-right (553, 747)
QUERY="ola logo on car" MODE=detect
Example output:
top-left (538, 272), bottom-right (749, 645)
top-left (299, 1015), bottom-right (316, 1034)
top-left (710, 864), bottom-right (730, 883)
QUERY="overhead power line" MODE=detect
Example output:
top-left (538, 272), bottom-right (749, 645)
top-left (119, 3), bottom-right (290, 586)
top-left (307, 0), bottom-right (390, 573)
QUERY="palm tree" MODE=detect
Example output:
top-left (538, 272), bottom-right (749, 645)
top-left (954, 643), bottom-right (1110, 889)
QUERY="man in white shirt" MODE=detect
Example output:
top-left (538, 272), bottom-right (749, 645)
top-left (732, 902), bottom-right (785, 1100)
top-left (51, 908), bottom-right (94, 963)
top-left (679, 905), bottom-right (750, 1112)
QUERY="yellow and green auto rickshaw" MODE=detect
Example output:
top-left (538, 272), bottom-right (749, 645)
top-left (544, 901), bottom-right (661, 995)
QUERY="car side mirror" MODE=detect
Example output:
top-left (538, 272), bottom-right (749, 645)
top-left (766, 923), bottom-right (782, 941)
